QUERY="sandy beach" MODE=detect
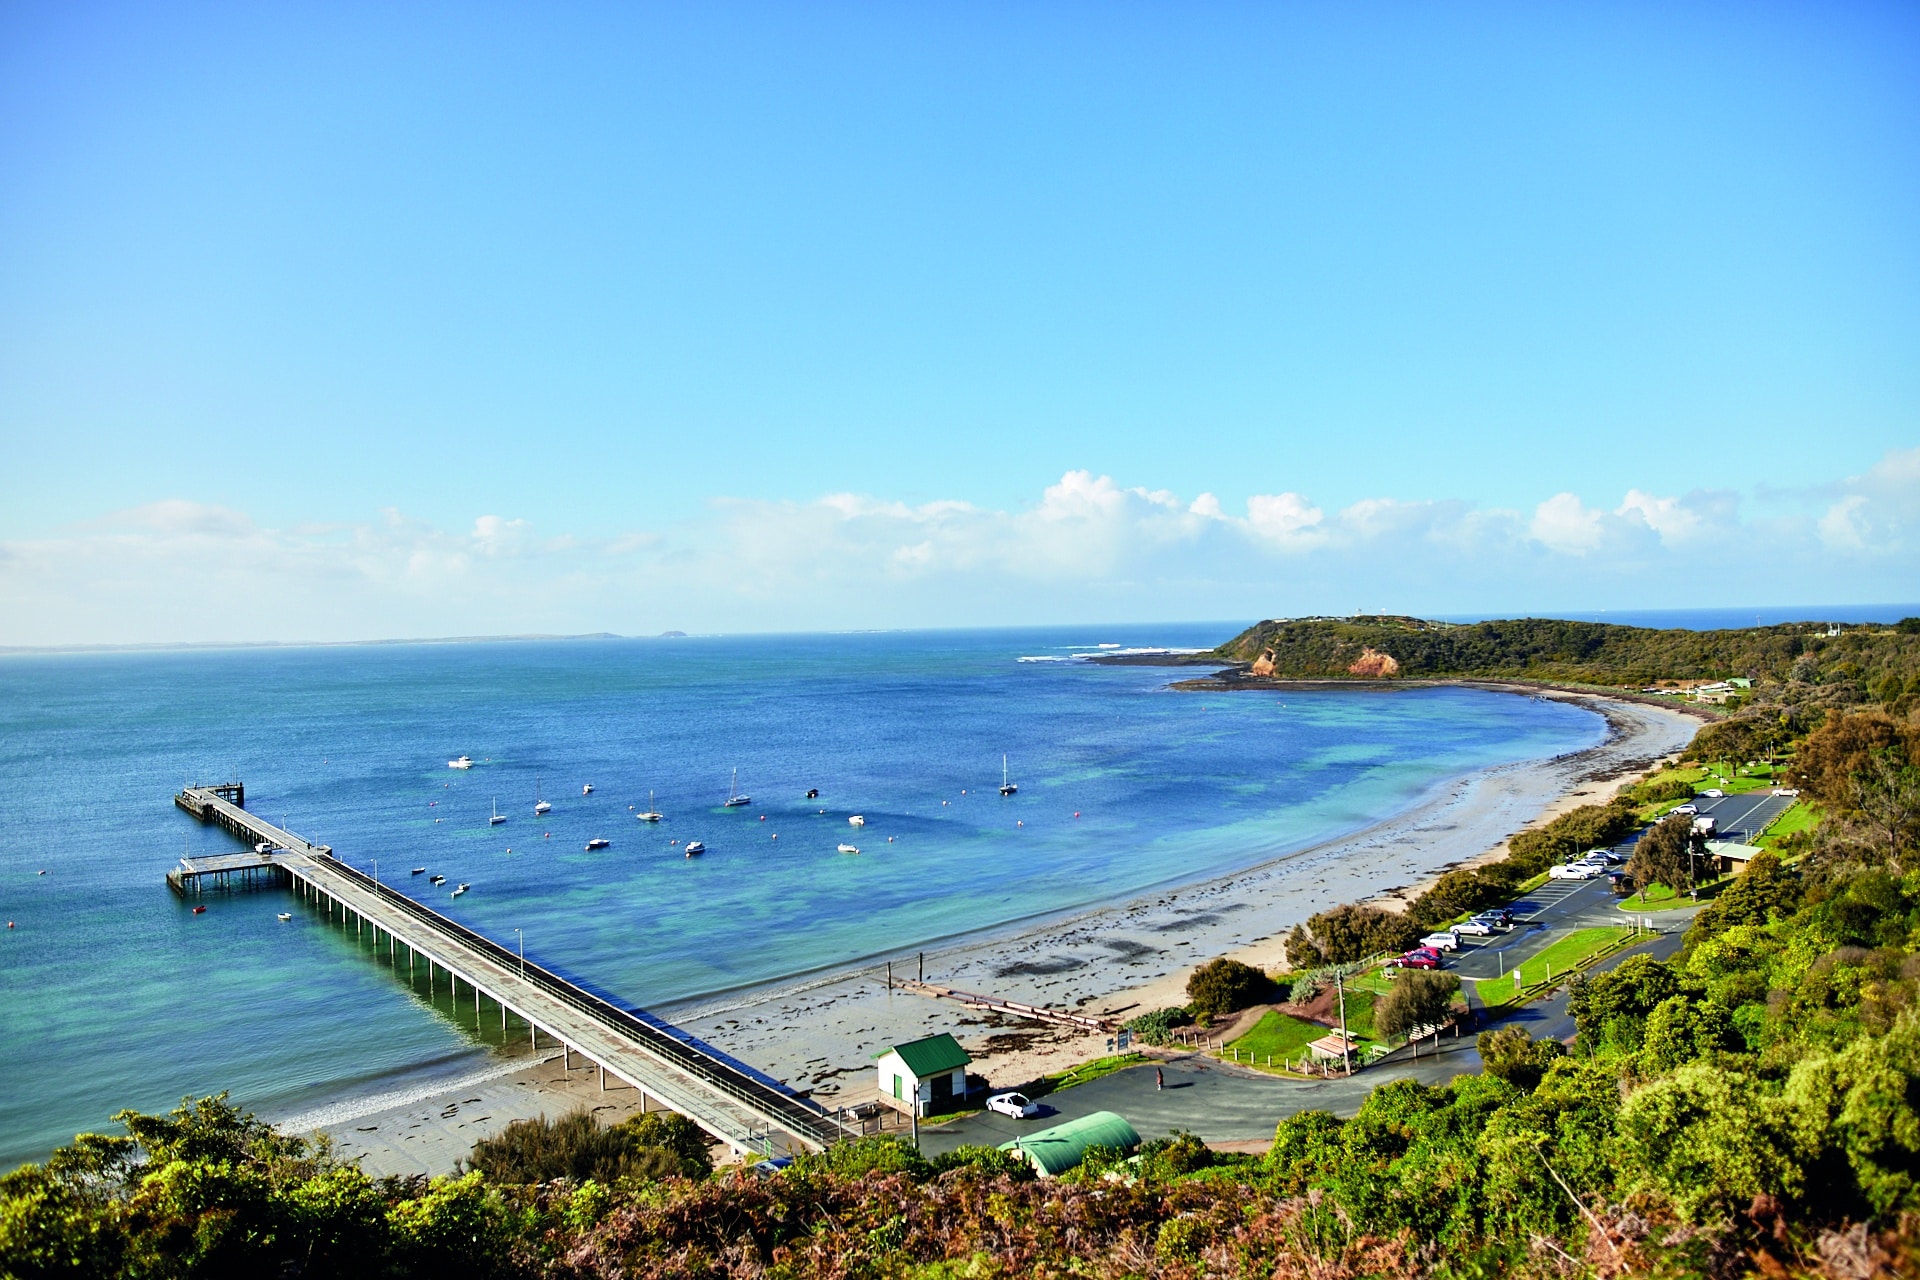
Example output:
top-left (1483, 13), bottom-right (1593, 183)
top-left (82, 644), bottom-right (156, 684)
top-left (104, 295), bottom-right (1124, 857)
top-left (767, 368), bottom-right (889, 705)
top-left (291, 687), bottom-right (1699, 1175)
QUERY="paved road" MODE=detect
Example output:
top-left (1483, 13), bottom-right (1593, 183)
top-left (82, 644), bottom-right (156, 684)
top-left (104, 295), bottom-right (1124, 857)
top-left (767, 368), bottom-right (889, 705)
top-left (921, 924), bottom-right (1699, 1156)
top-left (917, 1036), bottom-right (1484, 1156)
top-left (1690, 790), bottom-right (1792, 843)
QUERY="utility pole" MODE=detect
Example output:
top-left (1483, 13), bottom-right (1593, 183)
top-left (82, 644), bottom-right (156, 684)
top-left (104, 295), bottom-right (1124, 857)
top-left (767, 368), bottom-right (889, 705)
top-left (1336, 968), bottom-right (1352, 1077)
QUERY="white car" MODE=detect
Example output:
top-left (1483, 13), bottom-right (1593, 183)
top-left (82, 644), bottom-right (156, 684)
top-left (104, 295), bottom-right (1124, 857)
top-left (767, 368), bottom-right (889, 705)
top-left (1670, 803), bottom-right (1699, 816)
top-left (1419, 930), bottom-right (1461, 951)
top-left (1455, 918), bottom-right (1497, 936)
top-left (1549, 863), bottom-right (1603, 880)
top-left (1700, 788), bottom-right (1725, 798)
top-left (1771, 788), bottom-right (1799, 797)
top-left (986, 1091), bottom-right (1040, 1119)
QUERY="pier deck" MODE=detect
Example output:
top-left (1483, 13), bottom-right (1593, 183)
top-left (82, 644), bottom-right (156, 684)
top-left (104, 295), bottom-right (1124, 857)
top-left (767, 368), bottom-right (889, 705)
top-left (171, 786), bottom-right (847, 1156)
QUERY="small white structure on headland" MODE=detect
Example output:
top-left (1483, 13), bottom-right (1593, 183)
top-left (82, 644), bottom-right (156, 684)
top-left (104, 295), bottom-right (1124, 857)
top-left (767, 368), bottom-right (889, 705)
top-left (874, 1032), bottom-right (971, 1117)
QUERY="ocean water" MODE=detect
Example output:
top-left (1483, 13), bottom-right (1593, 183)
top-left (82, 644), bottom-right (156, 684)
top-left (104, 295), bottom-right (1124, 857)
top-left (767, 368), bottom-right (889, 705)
top-left (0, 625), bottom-right (1604, 1167)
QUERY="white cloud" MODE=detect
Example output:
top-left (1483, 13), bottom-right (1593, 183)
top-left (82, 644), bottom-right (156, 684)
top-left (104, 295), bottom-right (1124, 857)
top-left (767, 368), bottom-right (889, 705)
top-left (1529, 493), bottom-right (1607, 554)
top-left (2, 454), bottom-right (1915, 646)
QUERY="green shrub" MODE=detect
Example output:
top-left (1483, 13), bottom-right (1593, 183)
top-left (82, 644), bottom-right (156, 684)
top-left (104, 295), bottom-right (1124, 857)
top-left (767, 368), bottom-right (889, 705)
top-left (1124, 1006), bottom-right (1191, 1046)
top-left (1185, 958), bottom-right (1278, 1017)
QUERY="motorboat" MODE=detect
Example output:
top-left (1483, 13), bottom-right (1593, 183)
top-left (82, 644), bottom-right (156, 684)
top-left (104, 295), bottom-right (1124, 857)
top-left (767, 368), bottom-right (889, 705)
top-left (276, 912), bottom-right (292, 922)
top-left (837, 843), bottom-right (860, 854)
top-left (585, 838), bottom-right (610, 850)
top-left (582, 783), bottom-right (594, 795)
top-left (489, 798), bottom-right (507, 826)
top-left (806, 788), bottom-right (819, 799)
top-left (723, 767), bottom-right (750, 808)
top-left (410, 866), bottom-right (426, 875)
top-left (637, 790), bottom-right (663, 822)
top-left (449, 755), bottom-right (473, 769)
top-left (452, 883), bottom-right (469, 897)
top-left (848, 814), bottom-right (865, 827)
top-left (430, 874), bottom-right (446, 885)
top-left (192, 905), bottom-right (206, 914)
top-left (534, 776), bottom-right (551, 816)
top-left (999, 754), bottom-right (1018, 796)
top-left (684, 840), bottom-right (706, 857)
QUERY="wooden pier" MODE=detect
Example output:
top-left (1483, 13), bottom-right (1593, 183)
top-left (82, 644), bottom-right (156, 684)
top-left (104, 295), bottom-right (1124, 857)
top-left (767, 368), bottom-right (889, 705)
top-left (171, 785), bottom-right (848, 1156)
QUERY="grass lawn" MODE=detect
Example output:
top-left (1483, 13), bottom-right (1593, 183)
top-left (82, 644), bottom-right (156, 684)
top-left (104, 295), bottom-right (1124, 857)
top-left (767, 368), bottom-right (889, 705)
top-left (1614, 877), bottom-right (1730, 913)
top-left (1226, 1010), bottom-right (1336, 1066)
top-left (1759, 801), bottom-right (1818, 849)
top-left (1471, 926), bottom-right (1634, 1012)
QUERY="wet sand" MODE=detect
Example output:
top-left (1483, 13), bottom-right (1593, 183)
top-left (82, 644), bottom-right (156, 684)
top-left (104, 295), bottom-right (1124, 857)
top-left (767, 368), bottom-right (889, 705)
top-left (289, 689), bottom-right (1698, 1175)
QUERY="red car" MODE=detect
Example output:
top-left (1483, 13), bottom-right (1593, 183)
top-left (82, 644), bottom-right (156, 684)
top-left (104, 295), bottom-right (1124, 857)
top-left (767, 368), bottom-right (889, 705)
top-left (1395, 947), bottom-right (1444, 970)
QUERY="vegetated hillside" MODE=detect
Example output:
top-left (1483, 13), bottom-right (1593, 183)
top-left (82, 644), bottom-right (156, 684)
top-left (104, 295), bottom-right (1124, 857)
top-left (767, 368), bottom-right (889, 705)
top-left (1211, 614), bottom-right (1920, 690)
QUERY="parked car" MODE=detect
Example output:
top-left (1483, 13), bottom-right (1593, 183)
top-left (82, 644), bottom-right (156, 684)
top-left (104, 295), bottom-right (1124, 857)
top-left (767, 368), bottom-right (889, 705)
top-left (1670, 803), bottom-right (1699, 816)
top-left (1549, 862), bottom-right (1603, 880)
top-left (1395, 948), bottom-right (1444, 970)
top-left (1583, 848), bottom-right (1624, 866)
top-left (1700, 788), bottom-right (1725, 798)
top-left (1419, 930), bottom-right (1462, 951)
top-left (986, 1092), bottom-right (1040, 1119)
top-left (1693, 816), bottom-right (1718, 835)
top-left (1771, 787), bottom-right (1800, 797)
top-left (1478, 907), bottom-right (1517, 926)
top-left (1455, 918), bottom-right (1497, 936)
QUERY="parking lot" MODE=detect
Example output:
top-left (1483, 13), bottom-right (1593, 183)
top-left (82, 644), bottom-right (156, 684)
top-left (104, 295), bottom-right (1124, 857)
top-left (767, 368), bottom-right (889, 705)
top-left (1686, 790), bottom-right (1794, 842)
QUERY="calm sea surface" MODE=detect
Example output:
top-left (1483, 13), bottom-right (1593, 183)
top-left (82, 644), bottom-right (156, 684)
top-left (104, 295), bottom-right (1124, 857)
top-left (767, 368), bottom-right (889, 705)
top-left (0, 625), bottom-right (1605, 1166)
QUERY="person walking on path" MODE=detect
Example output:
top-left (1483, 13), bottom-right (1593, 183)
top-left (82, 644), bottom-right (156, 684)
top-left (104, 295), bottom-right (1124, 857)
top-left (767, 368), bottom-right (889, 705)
top-left (1156, 1067), bottom-right (1164, 1091)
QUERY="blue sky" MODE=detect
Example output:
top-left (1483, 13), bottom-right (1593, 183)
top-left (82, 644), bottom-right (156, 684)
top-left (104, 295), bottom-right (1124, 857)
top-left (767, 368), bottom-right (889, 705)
top-left (1, 2), bottom-right (1916, 643)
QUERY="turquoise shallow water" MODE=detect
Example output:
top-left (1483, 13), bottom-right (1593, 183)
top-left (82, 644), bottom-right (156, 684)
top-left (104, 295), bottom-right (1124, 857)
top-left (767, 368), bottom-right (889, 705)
top-left (0, 625), bottom-right (1603, 1166)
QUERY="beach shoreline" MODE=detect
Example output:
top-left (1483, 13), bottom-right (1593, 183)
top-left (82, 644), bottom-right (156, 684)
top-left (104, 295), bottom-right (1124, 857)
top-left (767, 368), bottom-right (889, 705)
top-left (291, 686), bottom-right (1699, 1175)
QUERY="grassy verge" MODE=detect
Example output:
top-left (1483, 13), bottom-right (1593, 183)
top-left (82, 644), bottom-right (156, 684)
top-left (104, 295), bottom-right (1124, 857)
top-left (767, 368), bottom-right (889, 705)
top-left (1614, 877), bottom-right (1730, 913)
top-left (1758, 800), bottom-right (1818, 849)
top-left (1471, 926), bottom-right (1637, 1012)
top-left (1039, 1052), bottom-right (1144, 1094)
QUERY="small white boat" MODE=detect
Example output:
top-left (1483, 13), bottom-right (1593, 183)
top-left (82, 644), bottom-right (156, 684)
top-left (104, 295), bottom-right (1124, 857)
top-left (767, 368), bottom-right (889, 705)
top-left (430, 874), bottom-right (446, 885)
top-left (276, 912), bottom-right (292, 922)
top-left (534, 776), bottom-right (552, 816)
top-left (848, 815), bottom-right (865, 827)
top-left (582, 783), bottom-right (594, 795)
top-left (684, 840), bottom-right (706, 858)
top-left (489, 798), bottom-right (507, 826)
top-left (723, 767), bottom-right (751, 808)
top-left (837, 843), bottom-right (860, 854)
top-left (585, 838), bottom-right (610, 850)
top-left (451, 883), bottom-right (468, 897)
top-left (448, 755), bottom-right (473, 769)
top-left (999, 754), bottom-right (1018, 796)
top-left (637, 790), bottom-right (663, 822)
top-left (410, 866), bottom-right (426, 875)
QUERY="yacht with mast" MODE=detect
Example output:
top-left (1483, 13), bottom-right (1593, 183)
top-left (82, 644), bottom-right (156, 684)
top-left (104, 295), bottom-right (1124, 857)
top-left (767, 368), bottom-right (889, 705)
top-left (999, 754), bottom-right (1018, 796)
top-left (723, 767), bottom-right (751, 808)
top-left (489, 797), bottom-right (507, 825)
top-left (637, 790), bottom-right (663, 822)
top-left (534, 776), bottom-right (551, 816)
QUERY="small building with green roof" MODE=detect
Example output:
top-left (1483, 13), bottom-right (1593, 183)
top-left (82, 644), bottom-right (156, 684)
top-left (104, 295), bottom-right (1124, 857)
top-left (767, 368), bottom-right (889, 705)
top-left (875, 1033), bottom-right (972, 1116)
top-left (998, 1111), bottom-right (1142, 1178)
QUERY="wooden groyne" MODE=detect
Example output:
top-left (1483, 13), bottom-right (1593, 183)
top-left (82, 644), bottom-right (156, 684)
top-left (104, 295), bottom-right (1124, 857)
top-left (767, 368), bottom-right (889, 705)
top-left (171, 785), bottom-right (850, 1156)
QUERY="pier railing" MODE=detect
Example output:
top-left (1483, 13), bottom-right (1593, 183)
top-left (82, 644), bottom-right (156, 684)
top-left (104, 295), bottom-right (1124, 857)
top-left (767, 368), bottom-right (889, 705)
top-left (320, 858), bottom-right (845, 1148)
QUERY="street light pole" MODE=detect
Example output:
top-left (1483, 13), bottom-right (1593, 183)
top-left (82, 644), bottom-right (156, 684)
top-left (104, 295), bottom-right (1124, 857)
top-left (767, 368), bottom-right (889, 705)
top-left (515, 928), bottom-right (525, 977)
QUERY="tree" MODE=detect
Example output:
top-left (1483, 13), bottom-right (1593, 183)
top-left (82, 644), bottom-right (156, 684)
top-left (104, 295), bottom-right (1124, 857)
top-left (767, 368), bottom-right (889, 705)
top-left (1375, 969), bottom-right (1460, 1039)
top-left (1185, 957), bottom-right (1278, 1017)
top-left (1568, 953), bottom-right (1681, 1055)
top-left (1475, 1026), bottom-right (1567, 1091)
top-left (1792, 710), bottom-right (1918, 809)
top-left (1627, 814), bottom-right (1702, 896)
top-left (1303, 904), bottom-right (1422, 965)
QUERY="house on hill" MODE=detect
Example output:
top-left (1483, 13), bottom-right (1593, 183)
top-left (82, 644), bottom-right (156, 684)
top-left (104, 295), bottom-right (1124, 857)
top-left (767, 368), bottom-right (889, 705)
top-left (875, 1033), bottom-right (972, 1117)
